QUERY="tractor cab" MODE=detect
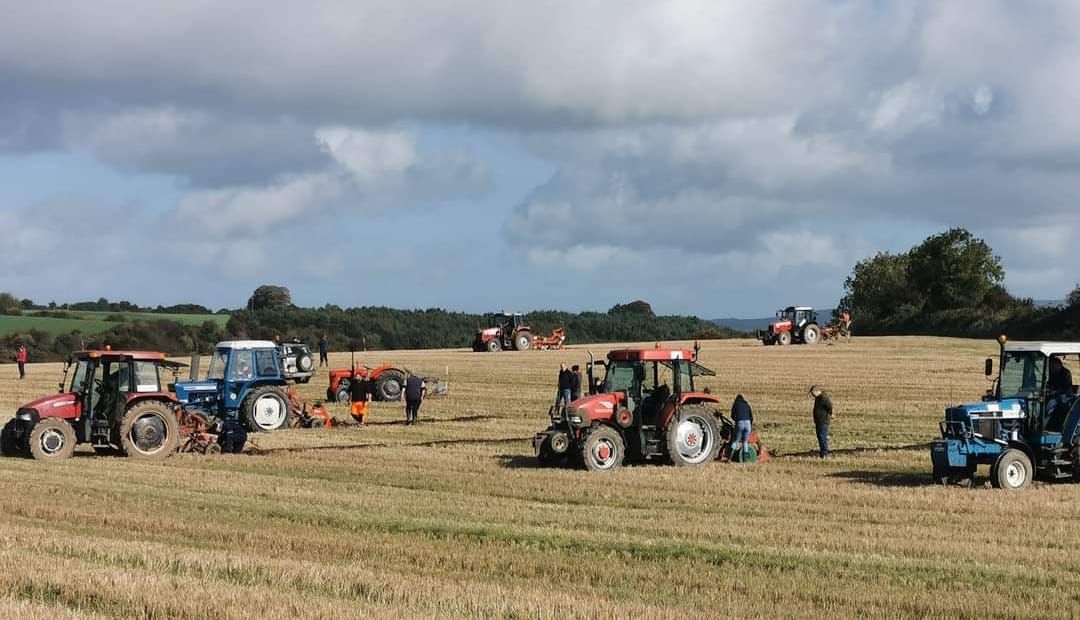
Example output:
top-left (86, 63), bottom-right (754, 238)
top-left (3, 350), bottom-right (185, 460)
top-left (931, 338), bottom-right (1080, 489)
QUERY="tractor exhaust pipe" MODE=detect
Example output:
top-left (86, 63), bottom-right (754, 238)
top-left (189, 351), bottom-right (201, 381)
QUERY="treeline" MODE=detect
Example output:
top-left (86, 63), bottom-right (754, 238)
top-left (226, 299), bottom-right (740, 351)
top-left (1, 320), bottom-right (229, 364)
top-left (839, 228), bottom-right (1080, 339)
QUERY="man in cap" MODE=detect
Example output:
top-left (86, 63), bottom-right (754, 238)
top-left (810, 385), bottom-right (834, 458)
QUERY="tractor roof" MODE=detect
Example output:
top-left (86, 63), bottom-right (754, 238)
top-left (783, 306), bottom-right (813, 311)
top-left (216, 340), bottom-right (278, 350)
top-left (75, 350), bottom-right (168, 361)
top-left (607, 348), bottom-right (696, 361)
top-left (1004, 341), bottom-right (1080, 356)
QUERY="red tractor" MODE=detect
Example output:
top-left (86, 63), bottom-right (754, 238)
top-left (326, 364), bottom-right (408, 403)
top-left (534, 348), bottom-right (727, 471)
top-left (2, 350), bottom-right (186, 461)
top-left (472, 312), bottom-right (534, 352)
top-left (758, 306), bottom-right (821, 345)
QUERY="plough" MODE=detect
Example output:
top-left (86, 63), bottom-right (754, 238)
top-left (532, 327), bottom-right (567, 350)
top-left (821, 313), bottom-right (853, 343)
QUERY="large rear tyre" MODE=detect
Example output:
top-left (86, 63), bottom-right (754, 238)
top-left (1, 419), bottom-right (25, 457)
top-left (374, 370), bottom-right (405, 401)
top-left (120, 400), bottom-right (180, 459)
top-left (514, 331), bottom-right (533, 351)
top-left (991, 449), bottom-right (1032, 490)
top-left (803, 324), bottom-right (821, 345)
top-left (28, 418), bottom-right (76, 461)
top-left (486, 338), bottom-right (502, 353)
top-left (242, 386), bottom-right (291, 432)
top-left (777, 331), bottom-right (792, 346)
top-left (666, 405), bottom-right (721, 466)
top-left (580, 426), bottom-right (624, 472)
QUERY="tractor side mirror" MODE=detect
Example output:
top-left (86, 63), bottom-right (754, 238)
top-left (58, 382), bottom-right (64, 393)
top-left (984, 358), bottom-right (993, 377)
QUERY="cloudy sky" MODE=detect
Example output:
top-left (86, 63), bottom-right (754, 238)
top-left (1, 1), bottom-right (1077, 317)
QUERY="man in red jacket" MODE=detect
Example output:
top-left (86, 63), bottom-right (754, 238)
top-left (16, 345), bottom-right (27, 380)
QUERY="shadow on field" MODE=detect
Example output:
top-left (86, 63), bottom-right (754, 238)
top-left (778, 442), bottom-right (929, 459)
top-left (828, 470), bottom-right (930, 488)
top-left (363, 414), bottom-right (498, 426)
top-left (496, 454), bottom-right (542, 469)
top-left (247, 435), bottom-right (530, 456)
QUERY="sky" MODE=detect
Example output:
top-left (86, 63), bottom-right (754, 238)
top-left (1, 1), bottom-right (1078, 318)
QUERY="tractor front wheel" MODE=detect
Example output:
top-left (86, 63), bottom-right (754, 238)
top-left (666, 405), bottom-right (721, 466)
top-left (1, 419), bottom-right (25, 457)
top-left (486, 338), bottom-right (502, 353)
top-left (777, 331), bottom-right (792, 346)
top-left (514, 331), bottom-right (533, 351)
top-left (580, 426), bottom-right (624, 472)
top-left (803, 324), bottom-right (821, 345)
top-left (243, 386), bottom-right (291, 432)
top-left (28, 418), bottom-right (76, 461)
top-left (120, 400), bottom-right (180, 459)
top-left (335, 382), bottom-right (351, 404)
top-left (991, 449), bottom-right (1032, 490)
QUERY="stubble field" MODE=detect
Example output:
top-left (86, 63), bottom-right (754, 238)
top-left (0, 337), bottom-right (1078, 619)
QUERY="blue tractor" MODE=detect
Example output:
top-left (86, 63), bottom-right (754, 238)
top-left (173, 340), bottom-right (293, 433)
top-left (931, 337), bottom-right (1080, 489)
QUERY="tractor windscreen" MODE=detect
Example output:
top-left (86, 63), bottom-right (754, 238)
top-left (1000, 351), bottom-right (1045, 398)
top-left (206, 350), bottom-right (229, 381)
top-left (605, 361), bottom-right (639, 393)
top-left (69, 359), bottom-right (89, 392)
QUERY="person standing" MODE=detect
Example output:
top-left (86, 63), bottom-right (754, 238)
top-left (570, 364), bottom-right (582, 401)
top-left (810, 385), bottom-right (834, 458)
top-left (557, 363), bottom-right (574, 409)
top-left (318, 335), bottom-right (329, 368)
top-left (16, 345), bottom-right (27, 380)
top-left (730, 394), bottom-right (753, 447)
top-left (404, 371), bottom-right (426, 425)
top-left (350, 377), bottom-right (370, 426)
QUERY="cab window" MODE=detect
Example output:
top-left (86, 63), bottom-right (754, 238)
top-left (230, 350), bottom-right (255, 381)
top-left (255, 349), bottom-right (278, 377)
top-left (135, 361), bottom-right (161, 392)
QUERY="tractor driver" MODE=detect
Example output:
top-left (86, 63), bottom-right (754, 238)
top-left (1049, 356), bottom-right (1074, 397)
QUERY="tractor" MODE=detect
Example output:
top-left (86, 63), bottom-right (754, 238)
top-left (173, 340), bottom-right (293, 432)
top-left (534, 347), bottom-right (727, 471)
top-left (326, 364), bottom-right (408, 403)
top-left (931, 337), bottom-right (1080, 489)
top-left (1, 350), bottom-right (185, 461)
top-left (758, 306), bottom-right (821, 345)
top-left (472, 312), bottom-right (534, 352)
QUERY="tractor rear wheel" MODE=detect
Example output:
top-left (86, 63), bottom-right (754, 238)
top-left (580, 425), bottom-right (624, 472)
top-left (335, 382), bottom-right (351, 404)
top-left (666, 405), bottom-right (721, 466)
top-left (242, 386), bottom-right (291, 432)
top-left (374, 370), bottom-right (405, 401)
top-left (514, 331), bottom-right (533, 351)
top-left (803, 324), bottom-right (821, 345)
top-left (120, 400), bottom-right (180, 459)
top-left (1, 419), bottom-right (25, 457)
top-left (777, 331), bottom-right (792, 346)
top-left (28, 418), bottom-right (76, 461)
top-left (486, 338), bottom-right (502, 353)
top-left (991, 449), bottom-right (1032, 490)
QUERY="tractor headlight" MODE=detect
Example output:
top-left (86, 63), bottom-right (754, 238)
top-left (566, 408), bottom-right (586, 427)
top-left (15, 408), bottom-right (37, 421)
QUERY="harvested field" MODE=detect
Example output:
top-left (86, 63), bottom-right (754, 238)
top-left (0, 337), bottom-right (1078, 619)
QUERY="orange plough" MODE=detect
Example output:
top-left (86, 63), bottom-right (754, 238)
top-left (532, 327), bottom-right (567, 350)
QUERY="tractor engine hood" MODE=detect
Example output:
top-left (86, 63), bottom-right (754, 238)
top-left (566, 393), bottom-right (622, 424)
top-left (478, 327), bottom-right (500, 336)
top-left (944, 398), bottom-right (1026, 423)
top-left (173, 380), bottom-right (220, 404)
top-left (769, 319), bottom-right (792, 331)
top-left (17, 392), bottom-right (80, 420)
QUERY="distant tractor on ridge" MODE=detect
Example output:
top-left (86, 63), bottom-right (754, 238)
top-left (473, 312), bottom-right (534, 352)
top-left (758, 306), bottom-right (821, 346)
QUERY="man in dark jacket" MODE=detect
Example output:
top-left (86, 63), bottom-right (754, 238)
top-left (557, 363), bottom-right (574, 409)
top-left (1049, 357), bottom-right (1074, 396)
top-left (318, 335), bottom-right (329, 367)
top-left (404, 371), bottom-right (425, 425)
top-left (731, 394), bottom-right (753, 447)
top-left (810, 385), bottom-right (833, 458)
top-left (570, 365), bottom-right (582, 401)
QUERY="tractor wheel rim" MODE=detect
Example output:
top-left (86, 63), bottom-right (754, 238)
top-left (40, 429), bottom-right (65, 454)
top-left (1006, 461), bottom-right (1026, 487)
top-left (590, 438), bottom-right (618, 469)
top-left (254, 395), bottom-right (286, 429)
top-left (130, 413), bottom-right (168, 454)
top-left (383, 380), bottom-right (401, 399)
top-left (676, 416), bottom-right (712, 463)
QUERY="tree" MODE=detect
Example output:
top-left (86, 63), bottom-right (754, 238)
top-left (247, 285), bottom-right (292, 311)
top-left (837, 251), bottom-right (911, 327)
top-left (907, 228), bottom-right (1004, 311)
top-left (609, 300), bottom-right (655, 317)
top-left (1068, 284), bottom-right (1080, 308)
top-left (0, 292), bottom-right (20, 315)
